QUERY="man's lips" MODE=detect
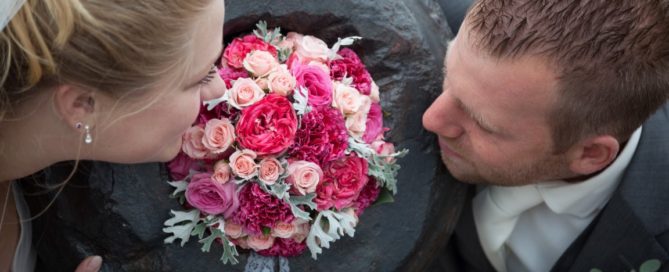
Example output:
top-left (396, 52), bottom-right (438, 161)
top-left (438, 138), bottom-right (462, 159)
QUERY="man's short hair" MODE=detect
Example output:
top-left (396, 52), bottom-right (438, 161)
top-left (467, 0), bottom-right (669, 152)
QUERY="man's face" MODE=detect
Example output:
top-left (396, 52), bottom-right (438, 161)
top-left (422, 26), bottom-right (573, 186)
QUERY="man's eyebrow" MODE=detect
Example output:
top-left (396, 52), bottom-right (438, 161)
top-left (453, 96), bottom-right (500, 133)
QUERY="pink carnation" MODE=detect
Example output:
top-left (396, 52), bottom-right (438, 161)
top-left (233, 183), bottom-right (294, 235)
top-left (288, 106), bottom-right (348, 165)
top-left (222, 34), bottom-right (277, 69)
top-left (291, 64), bottom-right (333, 107)
top-left (218, 66), bottom-right (249, 89)
top-left (330, 48), bottom-right (373, 95)
top-left (315, 154), bottom-right (370, 211)
top-left (362, 102), bottom-right (384, 144)
top-left (352, 178), bottom-right (381, 216)
top-left (258, 238), bottom-right (308, 257)
top-left (236, 94), bottom-right (298, 156)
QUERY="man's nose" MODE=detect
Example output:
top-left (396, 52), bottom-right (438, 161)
top-left (422, 93), bottom-right (465, 139)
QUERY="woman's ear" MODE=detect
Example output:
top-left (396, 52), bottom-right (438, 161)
top-left (565, 135), bottom-right (620, 176)
top-left (53, 85), bottom-right (96, 130)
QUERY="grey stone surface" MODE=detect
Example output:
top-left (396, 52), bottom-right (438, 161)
top-left (20, 0), bottom-right (468, 271)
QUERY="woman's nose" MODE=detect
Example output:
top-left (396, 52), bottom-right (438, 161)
top-left (422, 93), bottom-right (465, 139)
top-left (200, 71), bottom-right (226, 101)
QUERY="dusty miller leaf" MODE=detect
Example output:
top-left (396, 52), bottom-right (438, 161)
top-left (305, 210), bottom-right (357, 259)
top-left (292, 86), bottom-right (311, 116)
top-left (163, 209), bottom-right (200, 246)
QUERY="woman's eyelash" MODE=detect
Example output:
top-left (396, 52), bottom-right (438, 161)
top-left (198, 65), bottom-right (218, 85)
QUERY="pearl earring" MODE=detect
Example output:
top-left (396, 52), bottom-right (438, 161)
top-left (75, 122), bottom-right (93, 144)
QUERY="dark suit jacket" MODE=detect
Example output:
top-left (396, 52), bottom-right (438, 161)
top-left (431, 103), bottom-right (669, 271)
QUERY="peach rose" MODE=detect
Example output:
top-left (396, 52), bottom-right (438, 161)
top-left (286, 160), bottom-right (323, 195)
top-left (202, 118), bottom-right (236, 154)
top-left (291, 219), bottom-right (311, 243)
top-left (332, 82), bottom-right (364, 116)
top-left (212, 160), bottom-right (232, 184)
top-left (295, 35), bottom-right (329, 63)
top-left (268, 65), bottom-right (296, 96)
top-left (224, 220), bottom-right (246, 239)
top-left (372, 140), bottom-right (397, 163)
top-left (229, 149), bottom-right (258, 179)
top-left (370, 81), bottom-right (380, 103)
top-left (228, 78), bottom-right (265, 109)
top-left (243, 50), bottom-right (279, 77)
top-left (271, 221), bottom-right (296, 239)
top-left (258, 157), bottom-right (284, 185)
top-left (182, 126), bottom-right (209, 159)
top-left (345, 96), bottom-right (372, 139)
top-left (247, 234), bottom-right (275, 251)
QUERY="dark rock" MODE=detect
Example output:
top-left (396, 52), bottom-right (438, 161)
top-left (20, 0), bottom-right (468, 271)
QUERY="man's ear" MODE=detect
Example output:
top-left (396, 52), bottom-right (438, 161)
top-left (565, 135), bottom-right (620, 175)
top-left (53, 85), bottom-right (96, 129)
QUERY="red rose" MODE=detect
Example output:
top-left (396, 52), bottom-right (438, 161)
top-left (315, 154), bottom-right (369, 210)
top-left (330, 48), bottom-right (373, 95)
top-left (236, 94), bottom-right (298, 156)
top-left (222, 34), bottom-right (278, 69)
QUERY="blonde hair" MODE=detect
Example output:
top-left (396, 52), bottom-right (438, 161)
top-left (0, 0), bottom-right (214, 121)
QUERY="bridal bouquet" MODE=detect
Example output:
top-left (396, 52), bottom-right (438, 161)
top-left (163, 21), bottom-right (407, 265)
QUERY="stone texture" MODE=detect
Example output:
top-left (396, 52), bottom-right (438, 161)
top-left (20, 0), bottom-right (469, 271)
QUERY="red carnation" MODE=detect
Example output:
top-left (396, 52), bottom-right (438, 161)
top-left (288, 106), bottom-right (348, 165)
top-left (233, 183), bottom-right (294, 235)
top-left (330, 48), bottom-right (373, 95)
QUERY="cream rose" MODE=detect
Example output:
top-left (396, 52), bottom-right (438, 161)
top-left (332, 82), bottom-right (364, 116)
top-left (370, 81), bottom-right (380, 103)
top-left (224, 220), bottom-right (245, 239)
top-left (243, 50), bottom-right (279, 77)
top-left (286, 160), bottom-right (323, 195)
top-left (229, 149), bottom-right (258, 179)
top-left (228, 78), bottom-right (265, 109)
top-left (280, 32), bottom-right (304, 51)
top-left (182, 126), bottom-right (209, 159)
top-left (247, 234), bottom-right (275, 251)
top-left (258, 157), bottom-right (284, 185)
top-left (268, 65), bottom-right (296, 96)
top-left (345, 96), bottom-right (372, 139)
top-left (295, 35), bottom-right (329, 63)
top-left (271, 221), bottom-right (296, 239)
top-left (202, 118), bottom-right (236, 154)
top-left (212, 160), bottom-right (232, 184)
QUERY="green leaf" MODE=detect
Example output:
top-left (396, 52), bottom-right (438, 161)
top-left (373, 188), bottom-right (395, 206)
top-left (270, 182), bottom-right (291, 200)
top-left (639, 259), bottom-right (661, 272)
top-left (292, 86), bottom-right (311, 116)
top-left (306, 209), bottom-right (357, 259)
top-left (262, 227), bottom-right (271, 235)
top-left (163, 209), bottom-right (201, 246)
top-left (287, 193), bottom-right (317, 221)
top-left (167, 180), bottom-right (188, 198)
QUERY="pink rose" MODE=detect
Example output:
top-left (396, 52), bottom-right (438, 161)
top-left (258, 157), bottom-right (284, 185)
top-left (243, 50), bottom-right (279, 77)
top-left (345, 96), bottom-right (372, 140)
top-left (223, 34), bottom-right (277, 69)
top-left (372, 140), bottom-right (397, 163)
top-left (228, 78), bottom-right (265, 110)
top-left (295, 35), bottom-right (329, 63)
top-left (291, 64), bottom-right (333, 107)
top-left (236, 94), bottom-right (298, 156)
top-left (332, 82), bottom-right (365, 116)
top-left (315, 154), bottom-right (370, 210)
top-left (185, 173), bottom-right (239, 217)
top-left (362, 102), bottom-right (384, 144)
top-left (182, 125), bottom-right (209, 159)
top-left (271, 221), bottom-right (296, 239)
top-left (212, 160), bottom-right (232, 184)
top-left (286, 160), bottom-right (323, 195)
top-left (229, 149), bottom-right (258, 180)
top-left (268, 65), bottom-right (296, 96)
top-left (290, 219), bottom-right (311, 243)
top-left (202, 118), bottom-right (236, 154)
top-left (167, 152), bottom-right (194, 181)
top-left (224, 220), bottom-right (246, 239)
top-left (247, 234), bottom-right (275, 251)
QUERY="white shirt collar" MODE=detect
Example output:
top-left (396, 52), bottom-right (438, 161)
top-left (536, 126), bottom-right (642, 218)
